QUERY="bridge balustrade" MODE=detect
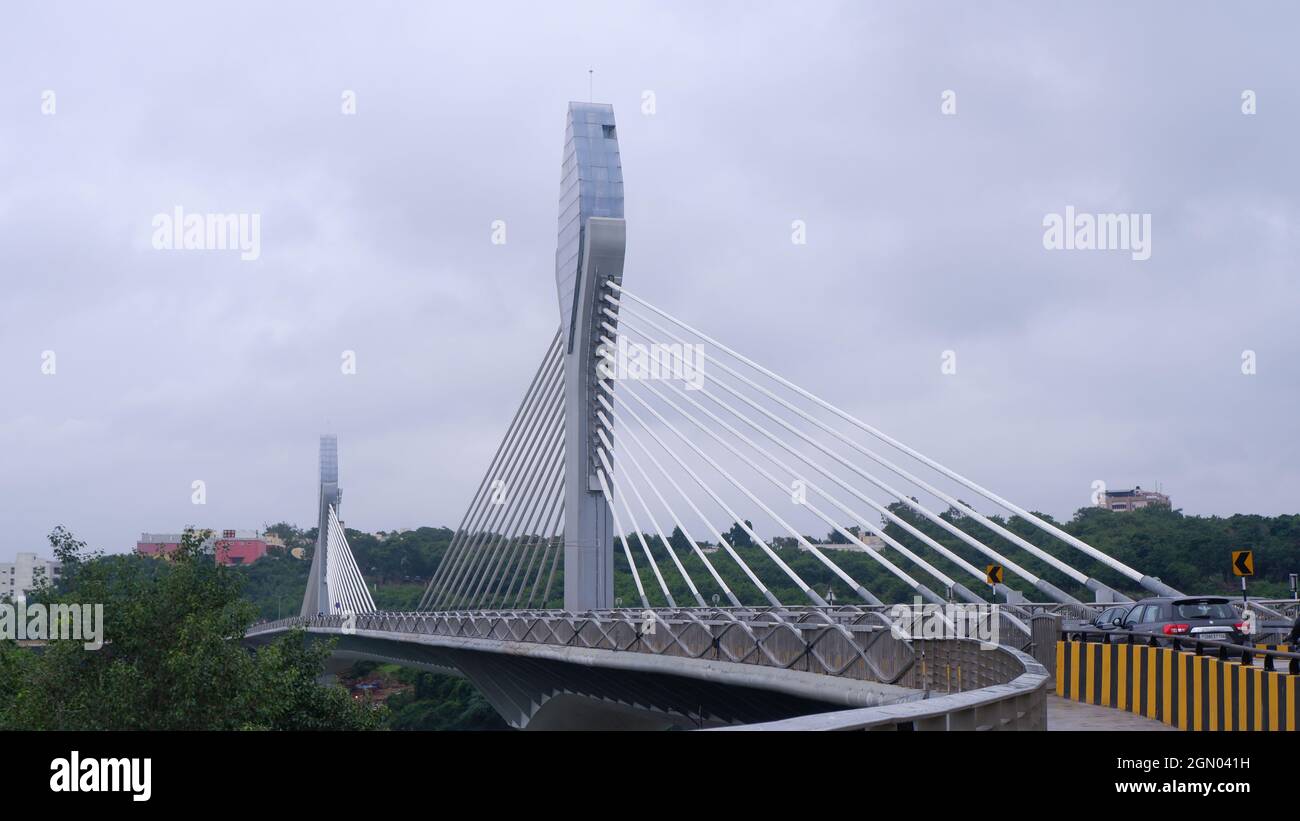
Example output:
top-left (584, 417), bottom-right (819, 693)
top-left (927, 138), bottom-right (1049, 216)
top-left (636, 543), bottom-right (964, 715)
top-left (249, 608), bottom-right (920, 684)
top-left (720, 637), bottom-right (1048, 731)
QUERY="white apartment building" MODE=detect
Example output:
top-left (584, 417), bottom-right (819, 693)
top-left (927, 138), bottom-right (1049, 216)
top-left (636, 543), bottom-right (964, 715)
top-left (0, 552), bottom-right (62, 600)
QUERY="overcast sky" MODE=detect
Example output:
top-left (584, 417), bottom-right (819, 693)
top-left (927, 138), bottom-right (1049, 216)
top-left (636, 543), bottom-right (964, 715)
top-left (1, 1), bottom-right (1297, 561)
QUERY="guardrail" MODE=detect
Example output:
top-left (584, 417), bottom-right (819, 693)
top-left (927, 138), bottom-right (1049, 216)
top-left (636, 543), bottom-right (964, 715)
top-left (249, 607), bottom-right (921, 685)
top-left (718, 639), bottom-right (1049, 731)
top-left (1057, 627), bottom-right (1300, 730)
top-left (252, 602), bottom-right (1045, 662)
top-left (249, 602), bottom-right (1046, 672)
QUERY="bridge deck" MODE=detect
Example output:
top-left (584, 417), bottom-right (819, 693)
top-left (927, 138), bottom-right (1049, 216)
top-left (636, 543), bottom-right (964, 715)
top-left (1046, 694), bottom-right (1175, 731)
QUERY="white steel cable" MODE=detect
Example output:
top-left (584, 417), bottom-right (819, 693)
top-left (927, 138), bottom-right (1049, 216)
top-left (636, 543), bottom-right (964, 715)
top-left (518, 518), bottom-right (562, 609)
top-left (604, 323), bottom-right (998, 602)
top-left (595, 466), bottom-right (650, 609)
top-left (467, 432), bottom-right (566, 607)
top-left (436, 356), bottom-right (564, 607)
top-left (454, 414), bottom-right (565, 608)
top-left (596, 427), bottom-right (705, 607)
top-left (438, 372), bottom-right (565, 608)
top-left (598, 408), bottom-right (740, 606)
top-left (610, 309), bottom-right (1079, 604)
top-left (599, 380), bottom-right (828, 606)
top-left (604, 303), bottom-right (1091, 590)
top-left (608, 372), bottom-right (889, 605)
top-left (502, 474), bottom-right (565, 608)
top-left (492, 458), bottom-right (565, 607)
top-left (600, 395), bottom-right (781, 606)
top-left (333, 513), bottom-right (375, 612)
top-left (610, 282), bottom-right (1157, 593)
top-left (597, 444), bottom-right (676, 607)
top-left (422, 332), bottom-right (562, 607)
top-left (533, 520), bottom-right (564, 608)
top-left (424, 343), bottom-right (564, 608)
top-left (604, 340), bottom-right (948, 602)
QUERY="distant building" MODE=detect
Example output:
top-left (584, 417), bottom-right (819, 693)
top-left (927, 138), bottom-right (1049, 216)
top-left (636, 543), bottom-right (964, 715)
top-left (136, 533), bottom-right (183, 558)
top-left (1100, 486), bottom-right (1170, 512)
top-left (212, 530), bottom-right (269, 566)
top-left (799, 535), bottom-right (887, 552)
top-left (0, 552), bottom-right (61, 600)
top-left (137, 529), bottom-right (269, 566)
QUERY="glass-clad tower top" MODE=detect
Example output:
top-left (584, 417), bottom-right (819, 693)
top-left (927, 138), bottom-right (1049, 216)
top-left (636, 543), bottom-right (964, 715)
top-left (555, 102), bottom-right (623, 344)
top-left (319, 434), bottom-right (338, 485)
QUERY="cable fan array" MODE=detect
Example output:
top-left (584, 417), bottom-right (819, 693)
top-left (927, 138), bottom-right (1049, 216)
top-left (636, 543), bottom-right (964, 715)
top-left (419, 284), bottom-right (1182, 619)
top-left (419, 331), bottom-right (565, 611)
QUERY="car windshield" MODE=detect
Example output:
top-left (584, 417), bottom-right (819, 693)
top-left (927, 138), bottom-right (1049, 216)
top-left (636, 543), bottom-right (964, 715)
top-left (1174, 601), bottom-right (1235, 620)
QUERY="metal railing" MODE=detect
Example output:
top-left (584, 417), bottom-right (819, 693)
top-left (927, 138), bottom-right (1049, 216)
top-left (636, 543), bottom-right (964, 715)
top-left (250, 607), bottom-right (921, 685)
top-left (718, 639), bottom-right (1049, 731)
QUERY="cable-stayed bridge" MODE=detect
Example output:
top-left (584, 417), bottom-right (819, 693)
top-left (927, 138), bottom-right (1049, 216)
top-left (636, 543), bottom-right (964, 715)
top-left (246, 101), bottom-right (1290, 731)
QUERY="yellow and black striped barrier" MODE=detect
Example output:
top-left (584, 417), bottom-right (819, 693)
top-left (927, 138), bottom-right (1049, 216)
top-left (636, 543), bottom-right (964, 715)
top-left (1056, 639), bottom-right (1299, 731)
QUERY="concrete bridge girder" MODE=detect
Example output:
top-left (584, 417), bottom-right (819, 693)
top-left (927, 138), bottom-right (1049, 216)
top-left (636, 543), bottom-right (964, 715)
top-left (256, 626), bottom-right (916, 730)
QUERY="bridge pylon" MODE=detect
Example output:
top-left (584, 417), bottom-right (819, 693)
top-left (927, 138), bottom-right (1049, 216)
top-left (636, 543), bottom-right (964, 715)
top-left (301, 435), bottom-right (339, 616)
top-left (300, 434), bottom-right (375, 617)
top-left (556, 102), bottom-right (625, 612)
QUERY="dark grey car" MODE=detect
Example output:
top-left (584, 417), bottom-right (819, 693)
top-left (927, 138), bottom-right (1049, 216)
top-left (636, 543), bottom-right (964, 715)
top-left (1064, 604), bottom-right (1133, 640)
top-left (1119, 596), bottom-right (1246, 644)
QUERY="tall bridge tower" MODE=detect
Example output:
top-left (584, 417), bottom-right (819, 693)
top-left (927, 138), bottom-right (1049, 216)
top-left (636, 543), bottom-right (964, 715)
top-left (301, 434), bottom-right (340, 616)
top-left (556, 102), bottom-right (624, 611)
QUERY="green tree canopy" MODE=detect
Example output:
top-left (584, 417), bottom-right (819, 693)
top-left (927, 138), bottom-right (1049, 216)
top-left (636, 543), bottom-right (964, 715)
top-left (0, 527), bottom-right (382, 731)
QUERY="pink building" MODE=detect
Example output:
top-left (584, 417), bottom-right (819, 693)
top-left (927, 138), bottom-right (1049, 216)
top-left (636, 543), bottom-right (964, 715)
top-left (136, 533), bottom-right (183, 559)
top-left (136, 529), bottom-right (268, 566)
top-left (213, 530), bottom-right (268, 566)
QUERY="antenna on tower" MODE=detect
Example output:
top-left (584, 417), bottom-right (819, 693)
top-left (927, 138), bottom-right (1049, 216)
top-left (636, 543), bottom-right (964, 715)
top-left (588, 68), bottom-right (593, 102)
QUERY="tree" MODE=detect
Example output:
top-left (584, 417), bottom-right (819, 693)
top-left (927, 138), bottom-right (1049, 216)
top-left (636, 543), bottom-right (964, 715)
top-left (726, 521), bottom-right (755, 549)
top-left (381, 667), bottom-right (509, 731)
top-left (827, 528), bottom-right (850, 544)
top-left (0, 526), bottom-right (381, 730)
top-left (669, 527), bottom-right (693, 556)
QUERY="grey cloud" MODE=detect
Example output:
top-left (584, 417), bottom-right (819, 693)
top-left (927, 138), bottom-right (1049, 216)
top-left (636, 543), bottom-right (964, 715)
top-left (0, 1), bottom-right (1296, 559)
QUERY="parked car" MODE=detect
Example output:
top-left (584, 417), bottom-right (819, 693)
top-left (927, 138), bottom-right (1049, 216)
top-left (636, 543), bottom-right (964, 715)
top-left (1119, 596), bottom-right (1247, 644)
top-left (1064, 605), bottom-right (1133, 641)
